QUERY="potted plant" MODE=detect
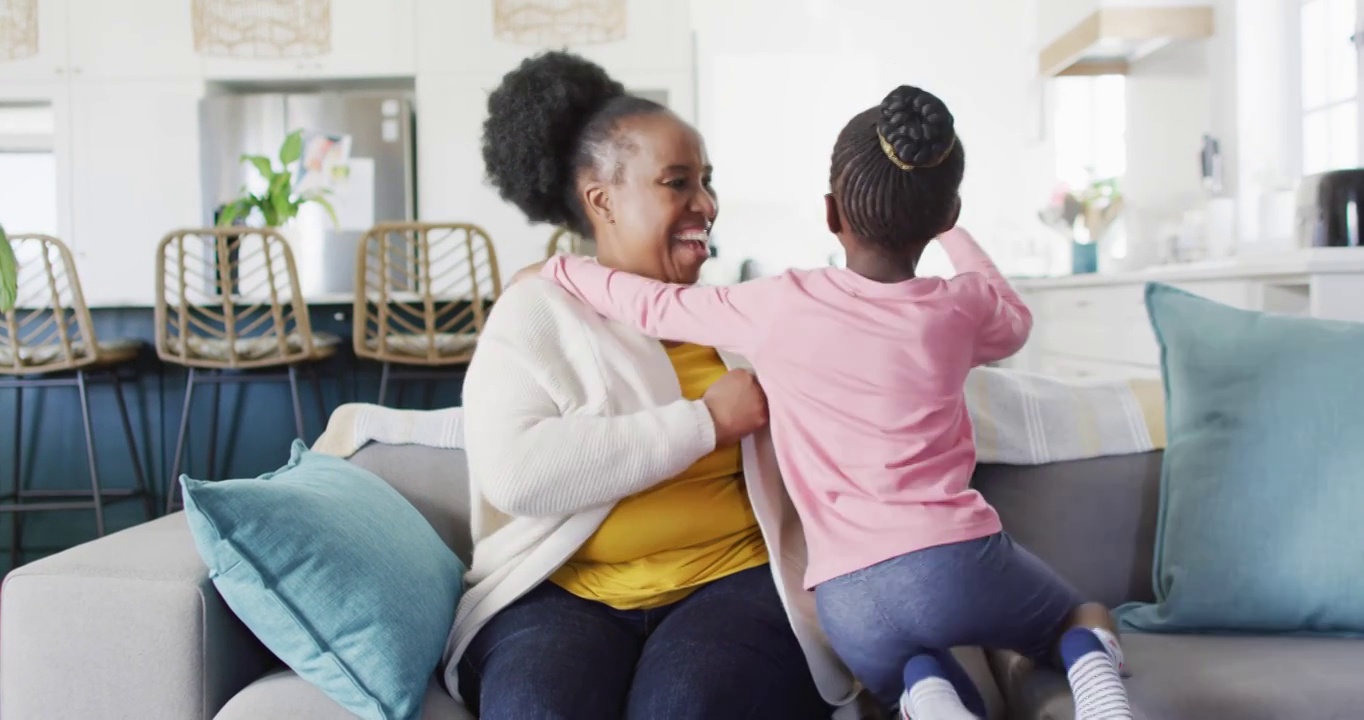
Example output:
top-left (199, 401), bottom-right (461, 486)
top-left (218, 129), bottom-right (339, 229)
top-left (217, 130), bottom-right (342, 295)
top-left (0, 223), bottom-right (16, 312)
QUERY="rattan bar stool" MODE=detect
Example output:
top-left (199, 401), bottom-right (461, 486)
top-left (156, 228), bottom-right (338, 513)
top-left (0, 233), bottom-right (154, 568)
top-left (353, 222), bottom-right (501, 407)
top-left (544, 226), bottom-right (595, 259)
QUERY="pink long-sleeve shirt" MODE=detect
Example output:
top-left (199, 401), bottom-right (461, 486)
top-left (541, 228), bottom-right (1031, 587)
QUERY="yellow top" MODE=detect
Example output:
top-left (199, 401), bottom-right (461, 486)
top-left (549, 343), bottom-right (769, 610)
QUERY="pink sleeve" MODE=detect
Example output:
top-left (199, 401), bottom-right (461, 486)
top-left (541, 255), bottom-right (778, 357)
top-left (939, 227), bottom-right (1033, 365)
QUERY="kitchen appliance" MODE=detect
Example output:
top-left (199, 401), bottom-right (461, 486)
top-left (199, 90), bottom-right (417, 299)
top-left (1295, 169), bottom-right (1364, 248)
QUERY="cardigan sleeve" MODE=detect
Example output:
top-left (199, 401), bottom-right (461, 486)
top-left (462, 282), bottom-right (718, 517)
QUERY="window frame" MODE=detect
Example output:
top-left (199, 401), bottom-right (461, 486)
top-left (1295, 0), bottom-right (1364, 176)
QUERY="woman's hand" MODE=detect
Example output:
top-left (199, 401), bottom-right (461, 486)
top-left (703, 369), bottom-right (769, 447)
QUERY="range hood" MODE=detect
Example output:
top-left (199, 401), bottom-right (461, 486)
top-left (1039, 4), bottom-right (1214, 77)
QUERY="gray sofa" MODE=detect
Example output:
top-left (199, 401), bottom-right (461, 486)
top-left (2, 443), bottom-right (1360, 719)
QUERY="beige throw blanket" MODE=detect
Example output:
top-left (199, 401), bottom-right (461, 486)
top-left (312, 367), bottom-right (1165, 464)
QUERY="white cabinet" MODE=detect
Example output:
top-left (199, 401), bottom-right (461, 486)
top-left (66, 80), bottom-right (204, 306)
top-left (66, 0), bottom-right (203, 80)
top-left (202, 0), bottom-right (415, 80)
top-left (0, 0), bottom-right (70, 82)
top-left (1004, 255), bottom-right (1364, 381)
top-left (0, 0), bottom-right (203, 82)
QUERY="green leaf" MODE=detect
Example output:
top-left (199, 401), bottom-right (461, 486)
top-left (310, 195), bottom-right (340, 228)
top-left (261, 200), bottom-right (279, 228)
top-left (269, 173), bottom-right (295, 226)
top-left (279, 130), bottom-right (303, 166)
top-left (217, 199), bottom-right (249, 227)
top-left (0, 224), bottom-right (17, 312)
top-left (242, 154), bottom-right (274, 180)
top-left (271, 197), bottom-right (293, 227)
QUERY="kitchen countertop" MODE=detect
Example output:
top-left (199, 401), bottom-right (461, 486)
top-left (1010, 247), bottom-right (1364, 290)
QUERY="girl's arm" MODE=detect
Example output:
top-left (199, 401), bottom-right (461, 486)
top-left (541, 255), bottom-right (779, 357)
top-left (462, 284), bottom-right (717, 517)
top-left (938, 227), bottom-right (1033, 365)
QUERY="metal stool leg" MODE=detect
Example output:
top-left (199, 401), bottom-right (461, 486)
top-left (206, 373), bottom-right (221, 481)
top-left (307, 365), bottom-right (327, 435)
top-left (287, 365), bottom-right (305, 441)
top-left (75, 370), bottom-right (106, 537)
top-left (10, 384), bottom-right (23, 569)
top-left (110, 373), bottom-right (154, 521)
top-left (377, 362), bottom-right (391, 407)
top-left (168, 368), bottom-right (197, 515)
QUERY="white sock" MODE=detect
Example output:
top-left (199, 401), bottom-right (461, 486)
top-left (1090, 626), bottom-right (1130, 677)
top-left (1062, 629), bottom-right (1133, 720)
top-left (899, 680), bottom-right (979, 720)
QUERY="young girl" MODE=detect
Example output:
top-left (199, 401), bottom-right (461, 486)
top-left (536, 86), bottom-right (1132, 720)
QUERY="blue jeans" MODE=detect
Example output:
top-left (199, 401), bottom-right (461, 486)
top-left (815, 532), bottom-right (1083, 714)
top-left (457, 565), bottom-right (830, 720)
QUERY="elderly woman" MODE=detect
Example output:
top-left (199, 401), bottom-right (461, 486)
top-left (441, 51), bottom-right (858, 719)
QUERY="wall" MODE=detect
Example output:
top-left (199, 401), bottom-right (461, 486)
top-left (412, 0), bottom-right (697, 278)
top-left (0, 0), bottom-right (695, 306)
top-left (690, 0), bottom-right (1055, 277)
top-left (1121, 37), bottom-right (1216, 262)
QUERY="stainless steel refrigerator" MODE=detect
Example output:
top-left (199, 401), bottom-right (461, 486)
top-left (199, 90), bottom-right (417, 300)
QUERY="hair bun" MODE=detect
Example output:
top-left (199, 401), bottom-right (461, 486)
top-left (877, 86), bottom-right (956, 170)
top-left (482, 51), bottom-right (626, 227)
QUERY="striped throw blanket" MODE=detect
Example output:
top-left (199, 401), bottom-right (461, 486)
top-left (966, 366), bottom-right (1165, 465)
top-left (313, 367), bottom-right (1166, 465)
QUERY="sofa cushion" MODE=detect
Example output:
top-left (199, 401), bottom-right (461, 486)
top-left (216, 669), bottom-right (473, 720)
top-left (183, 440), bottom-right (465, 720)
top-left (348, 443), bottom-right (473, 565)
top-left (973, 452), bottom-right (1162, 608)
top-left (991, 633), bottom-right (1364, 720)
top-left (1119, 283), bottom-right (1364, 634)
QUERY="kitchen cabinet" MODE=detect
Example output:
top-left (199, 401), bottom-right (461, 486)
top-left (202, 0), bottom-right (415, 80)
top-left (0, 0), bottom-right (70, 83)
top-left (66, 80), bottom-right (204, 306)
top-left (66, 0), bottom-right (203, 80)
top-left (1001, 252), bottom-right (1364, 381)
top-left (0, 0), bottom-right (203, 83)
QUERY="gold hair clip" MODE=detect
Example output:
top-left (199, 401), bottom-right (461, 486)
top-left (877, 128), bottom-right (956, 171)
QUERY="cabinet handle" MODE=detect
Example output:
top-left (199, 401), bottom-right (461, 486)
top-left (54, 67), bottom-right (65, 75)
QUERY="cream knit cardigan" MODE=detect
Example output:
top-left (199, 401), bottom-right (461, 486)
top-left (426, 279), bottom-right (857, 715)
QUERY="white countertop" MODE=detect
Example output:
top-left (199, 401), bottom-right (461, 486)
top-left (1010, 247), bottom-right (1364, 290)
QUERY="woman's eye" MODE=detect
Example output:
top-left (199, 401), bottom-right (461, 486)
top-left (665, 178), bottom-right (687, 188)
top-left (702, 176), bottom-right (714, 188)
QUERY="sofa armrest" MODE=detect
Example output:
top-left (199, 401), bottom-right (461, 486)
top-left (1, 514), bottom-right (277, 720)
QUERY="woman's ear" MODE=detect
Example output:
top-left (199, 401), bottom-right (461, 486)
top-left (583, 183), bottom-right (613, 226)
top-left (825, 193), bottom-right (842, 234)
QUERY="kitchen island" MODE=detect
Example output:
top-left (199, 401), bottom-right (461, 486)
top-left (1, 299), bottom-right (469, 572)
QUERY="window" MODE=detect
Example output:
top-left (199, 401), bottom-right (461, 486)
top-left (0, 103), bottom-right (59, 236)
top-left (1300, 0), bottom-right (1360, 175)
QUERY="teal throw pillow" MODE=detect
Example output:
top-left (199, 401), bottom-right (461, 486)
top-left (1116, 283), bottom-right (1364, 636)
top-left (182, 440), bottom-right (464, 720)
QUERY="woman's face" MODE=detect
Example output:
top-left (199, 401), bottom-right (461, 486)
top-left (579, 111), bottom-right (718, 284)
